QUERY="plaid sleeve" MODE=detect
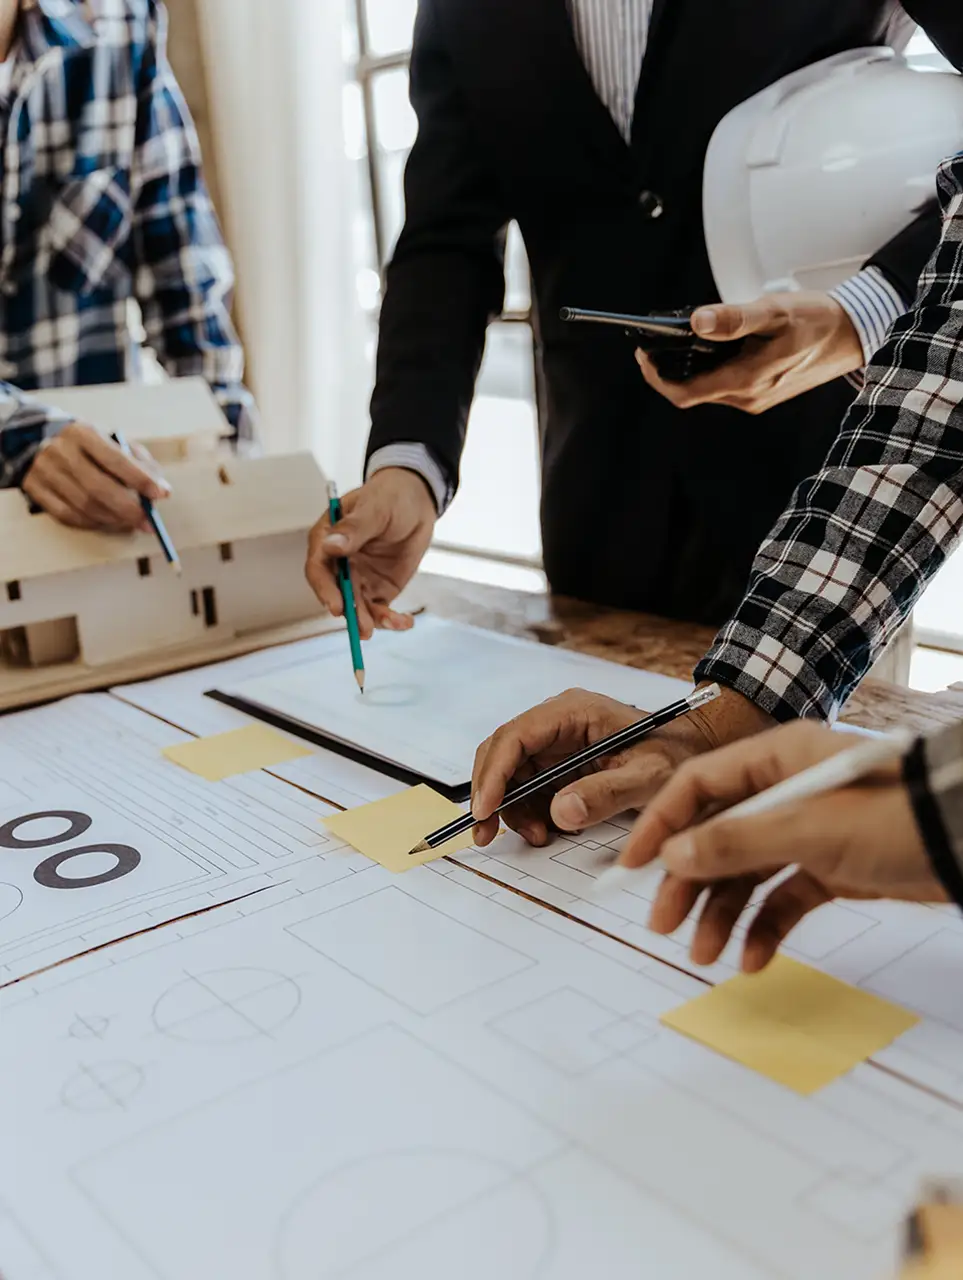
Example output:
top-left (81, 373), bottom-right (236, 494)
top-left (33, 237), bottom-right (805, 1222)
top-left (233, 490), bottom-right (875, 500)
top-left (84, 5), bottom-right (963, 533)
top-left (903, 722), bottom-right (963, 910)
top-left (0, 389), bottom-right (73, 488)
top-left (130, 1), bottom-right (258, 451)
top-left (696, 153), bottom-right (963, 723)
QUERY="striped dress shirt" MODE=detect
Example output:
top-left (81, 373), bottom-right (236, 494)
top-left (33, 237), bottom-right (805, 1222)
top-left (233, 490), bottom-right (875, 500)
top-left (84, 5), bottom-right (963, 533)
top-left (368, 0), bottom-right (909, 511)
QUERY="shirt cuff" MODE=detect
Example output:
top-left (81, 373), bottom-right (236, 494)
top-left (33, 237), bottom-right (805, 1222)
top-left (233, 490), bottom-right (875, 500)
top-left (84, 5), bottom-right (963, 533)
top-left (903, 728), bottom-right (963, 910)
top-left (694, 622), bottom-right (840, 724)
top-left (830, 266), bottom-right (908, 369)
top-left (365, 443), bottom-right (452, 516)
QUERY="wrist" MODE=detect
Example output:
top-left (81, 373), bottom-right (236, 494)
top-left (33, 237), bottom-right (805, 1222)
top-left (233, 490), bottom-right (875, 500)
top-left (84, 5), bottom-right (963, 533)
top-left (368, 466), bottom-right (438, 520)
top-left (693, 684), bottom-right (778, 750)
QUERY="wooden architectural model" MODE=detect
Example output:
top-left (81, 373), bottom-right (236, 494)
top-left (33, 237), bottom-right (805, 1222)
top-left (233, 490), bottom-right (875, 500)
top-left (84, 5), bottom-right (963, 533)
top-left (1, 452), bottom-right (335, 709)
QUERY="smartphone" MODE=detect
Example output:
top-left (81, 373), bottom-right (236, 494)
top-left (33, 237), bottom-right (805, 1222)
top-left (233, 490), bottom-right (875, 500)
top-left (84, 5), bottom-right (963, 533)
top-left (560, 306), bottom-right (745, 383)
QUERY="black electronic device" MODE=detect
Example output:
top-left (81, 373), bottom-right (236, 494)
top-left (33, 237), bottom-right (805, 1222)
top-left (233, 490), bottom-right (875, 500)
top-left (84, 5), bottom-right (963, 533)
top-left (559, 306), bottom-right (746, 383)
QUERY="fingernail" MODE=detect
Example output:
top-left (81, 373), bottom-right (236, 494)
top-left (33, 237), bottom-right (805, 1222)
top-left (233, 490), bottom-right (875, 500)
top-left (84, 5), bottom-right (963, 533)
top-left (156, 478), bottom-right (172, 495)
top-left (553, 793), bottom-right (588, 830)
top-left (471, 797), bottom-right (486, 821)
top-left (325, 534), bottom-right (347, 552)
top-left (695, 309), bottom-right (717, 334)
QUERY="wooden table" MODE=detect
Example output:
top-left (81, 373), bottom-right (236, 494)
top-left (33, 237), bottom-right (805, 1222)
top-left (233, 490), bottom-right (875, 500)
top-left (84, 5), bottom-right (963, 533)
top-left (415, 573), bottom-right (963, 736)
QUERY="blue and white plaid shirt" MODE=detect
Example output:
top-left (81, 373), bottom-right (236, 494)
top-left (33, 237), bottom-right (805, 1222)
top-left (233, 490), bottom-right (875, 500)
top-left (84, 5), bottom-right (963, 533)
top-left (0, 0), bottom-right (255, 488)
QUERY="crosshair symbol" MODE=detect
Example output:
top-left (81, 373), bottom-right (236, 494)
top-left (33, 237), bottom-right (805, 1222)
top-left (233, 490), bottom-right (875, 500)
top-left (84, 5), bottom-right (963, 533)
top-left (152, 969), bottom-right (302, 1044)
top-left (68, 1015), bottom-right (110, 1041)
top-left (60, 1062), bottom-right (144, 1113)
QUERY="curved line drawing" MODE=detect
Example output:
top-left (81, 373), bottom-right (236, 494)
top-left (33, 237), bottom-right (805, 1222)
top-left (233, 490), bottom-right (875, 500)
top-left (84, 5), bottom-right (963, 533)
top-left (0, 809), bottom-right (92, 849)
top-left (0, 883), bottom-right (22, 923)
top-left (60, 1062), bottom-right (144, 1113)
top-left (273, 1147), bottom-right (556, 1279)
top-left (152, 968), bottom-right (302, 1044)
top-left (34, 843), bottom-right (141, 890)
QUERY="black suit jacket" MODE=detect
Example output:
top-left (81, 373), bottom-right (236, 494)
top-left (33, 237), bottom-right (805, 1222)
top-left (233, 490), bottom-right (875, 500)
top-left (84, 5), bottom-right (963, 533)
top-left (368, 0), bottom-right (963, 624)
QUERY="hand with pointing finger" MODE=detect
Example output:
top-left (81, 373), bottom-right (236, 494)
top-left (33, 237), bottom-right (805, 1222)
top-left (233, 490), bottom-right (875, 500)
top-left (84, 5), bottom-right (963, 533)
top-left (636, 292), bottom-right (864, 414)
top-left (304, 468), bottom-right (436, 638)
top-left (617, 721), bottom-right (946, 973)
top-left (22, 423), bottom-right (169, 532)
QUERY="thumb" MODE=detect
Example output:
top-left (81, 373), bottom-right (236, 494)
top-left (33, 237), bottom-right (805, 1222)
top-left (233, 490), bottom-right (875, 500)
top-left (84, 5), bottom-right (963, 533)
top-left (550, 756), bottom-right (670, 831)
top-left (323, 504), bottom-right (385, 556)
top-left (691, 301), bottom-right (781, 343)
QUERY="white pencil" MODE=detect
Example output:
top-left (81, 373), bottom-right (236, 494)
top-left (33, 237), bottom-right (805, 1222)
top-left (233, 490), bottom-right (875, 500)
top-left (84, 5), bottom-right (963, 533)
top-left (592, 728), bottom-right (915, 899)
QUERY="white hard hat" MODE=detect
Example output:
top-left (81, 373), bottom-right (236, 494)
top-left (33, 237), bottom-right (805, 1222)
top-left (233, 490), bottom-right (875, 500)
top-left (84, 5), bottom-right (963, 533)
top-left (704, 48), bottom-right (963, 303)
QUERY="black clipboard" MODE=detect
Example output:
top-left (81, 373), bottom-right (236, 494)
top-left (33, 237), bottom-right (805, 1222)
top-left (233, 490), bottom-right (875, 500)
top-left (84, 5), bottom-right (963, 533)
top-left (205, 689), bottom-right (472, 804)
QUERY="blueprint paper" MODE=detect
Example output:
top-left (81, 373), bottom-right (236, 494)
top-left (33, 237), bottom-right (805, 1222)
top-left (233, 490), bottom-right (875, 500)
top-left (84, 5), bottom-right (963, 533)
top-left (223, 616), bottom-right (692, 786)
top-left (3, 862), bottom-right (963, 1280)
top-left (114, 640), bottom-right (409, 809)
top-left (0, 694), bottom-right (347, 985)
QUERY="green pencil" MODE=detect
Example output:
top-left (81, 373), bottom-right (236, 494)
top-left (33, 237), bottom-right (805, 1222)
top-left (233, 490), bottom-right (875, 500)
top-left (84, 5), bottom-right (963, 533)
top-left (327, 482), bottom-right (366, 693)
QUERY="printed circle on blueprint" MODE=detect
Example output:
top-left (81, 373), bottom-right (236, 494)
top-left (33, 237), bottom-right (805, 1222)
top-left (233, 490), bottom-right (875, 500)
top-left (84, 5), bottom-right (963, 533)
top-left (275, 1149), bottom-right (554, 1279)
top-left (152, 968), bottom-right (302, 1043)
top-left (0, 883), bottom-right (22, 922)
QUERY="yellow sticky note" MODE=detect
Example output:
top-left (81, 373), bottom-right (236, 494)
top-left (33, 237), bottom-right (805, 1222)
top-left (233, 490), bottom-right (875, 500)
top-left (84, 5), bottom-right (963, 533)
top-left (324, 785), bottom-right (474, 872)
top-left (661, 955), bottom-right (918, 1095)
top-left (162, 725), bottom-right (312, 782)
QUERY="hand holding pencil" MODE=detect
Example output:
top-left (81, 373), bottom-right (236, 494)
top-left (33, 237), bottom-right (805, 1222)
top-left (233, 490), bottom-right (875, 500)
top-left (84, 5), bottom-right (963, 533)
top-left (614, 720), bottom-right (946, 972)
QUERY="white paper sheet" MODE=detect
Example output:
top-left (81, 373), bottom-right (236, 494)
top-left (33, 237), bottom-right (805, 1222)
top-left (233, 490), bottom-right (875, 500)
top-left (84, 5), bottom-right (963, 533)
top-left (4, 861), bottom-right (961, 1280)
top-left (222, 616), bottom-right (692, 786)
top-left (114, 637), bottom-right (407, 809)
top-left (0, 694), bottom-right (347, 985)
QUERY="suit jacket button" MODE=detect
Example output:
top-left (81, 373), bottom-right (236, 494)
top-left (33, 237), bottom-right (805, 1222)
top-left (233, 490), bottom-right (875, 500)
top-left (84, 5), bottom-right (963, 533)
top-left (638, 190), bottom-right (664, 219)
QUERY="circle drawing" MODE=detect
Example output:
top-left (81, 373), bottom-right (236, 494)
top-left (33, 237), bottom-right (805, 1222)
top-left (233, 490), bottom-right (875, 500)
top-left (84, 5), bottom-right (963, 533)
top-left (0, 810), bottom-right (92, 849)
top-left (275, 1149), bottom-right (554, 1279)
top-left (68, 1015), bottom-right (110, 1041)
top-left (61, 1062), bottom-right (144, 1113)
top-left (152, 968), bottom-right (302, 1044)
top-left (34, 843), bottom-right (140, 890)
top-left (361, 683), bottom-right (420, 708)
top-left (0, 883), bottom-right (22, 922)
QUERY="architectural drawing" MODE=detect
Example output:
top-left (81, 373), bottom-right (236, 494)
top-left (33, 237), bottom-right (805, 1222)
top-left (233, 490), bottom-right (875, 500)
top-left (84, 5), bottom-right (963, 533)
top-left (60, 1063), bottom-right (145, 1114)
top-left (3, 862), bottom-right (962, 1280)
top-left (67, 1015), bottom-right (110, 1042)
top-left (152, 968), bottom-right (302, 1043)
top-left (114, 646), bottom-right (963, 1110)
top-left (0, 692), bottom-right (349, 985)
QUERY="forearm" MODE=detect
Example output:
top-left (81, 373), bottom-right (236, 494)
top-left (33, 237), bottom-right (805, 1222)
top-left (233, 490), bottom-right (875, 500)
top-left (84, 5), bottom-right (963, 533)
top-left (0, 388), bottom-right (73, 488)
top-left (697, 155), bottom-right (963, 722)
top-left (365, 0), bottom-right (508, 496)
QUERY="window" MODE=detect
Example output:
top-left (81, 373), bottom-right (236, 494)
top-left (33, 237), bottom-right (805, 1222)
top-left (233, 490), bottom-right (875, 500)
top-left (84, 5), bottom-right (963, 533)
top-left (348, 0), bottom-right (542, 567)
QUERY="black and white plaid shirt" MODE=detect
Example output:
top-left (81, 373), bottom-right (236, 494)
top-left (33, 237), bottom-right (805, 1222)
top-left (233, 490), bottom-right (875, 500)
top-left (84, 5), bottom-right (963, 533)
top-left (0, 0), bottom-right (255, 489)
top-left (696, 151), bottom-right (963, 723)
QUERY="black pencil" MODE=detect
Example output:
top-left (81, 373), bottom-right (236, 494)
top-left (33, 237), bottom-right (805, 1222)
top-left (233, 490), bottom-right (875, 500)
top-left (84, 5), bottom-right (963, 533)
top-left (110, 431), bottom-right (181, 575)
top-left (408, 683), bottom-right (722, 855)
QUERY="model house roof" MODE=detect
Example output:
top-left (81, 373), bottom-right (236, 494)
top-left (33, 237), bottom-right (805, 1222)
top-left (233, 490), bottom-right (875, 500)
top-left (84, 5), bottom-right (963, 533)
top-left (2, 452), bottom-right (327, 582)
top-left (37, 378), bottom-right (226, 450)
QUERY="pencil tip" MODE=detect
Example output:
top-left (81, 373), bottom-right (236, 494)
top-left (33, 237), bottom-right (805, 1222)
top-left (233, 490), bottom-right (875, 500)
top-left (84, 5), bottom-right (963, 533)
top-left (355, 670), bottom-right (365, 693)
top-left (408, 840), bottom-right (430, 857)
top-left (171, 562), bottom-right (183, 576)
